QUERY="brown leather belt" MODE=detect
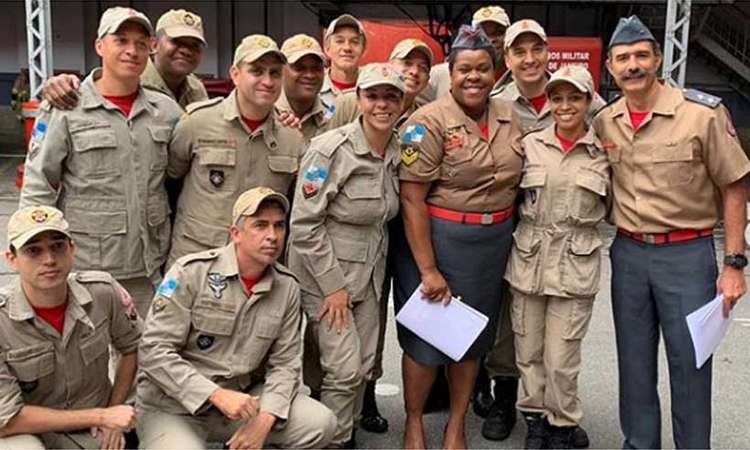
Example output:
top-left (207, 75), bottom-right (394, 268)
top-left (617, 228), bottom-right (713, 245)
top-left (427, 204), bottom-right (514, 225)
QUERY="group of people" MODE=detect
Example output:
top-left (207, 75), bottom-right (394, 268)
top-left (0, 3), bottom-right (747, 450)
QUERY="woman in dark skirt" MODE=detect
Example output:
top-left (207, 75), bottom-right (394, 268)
top-left (396, 25), bottom-right (523, 449)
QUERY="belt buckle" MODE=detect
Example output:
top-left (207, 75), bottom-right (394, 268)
top-left (481, 213), bottom-right (493, 225)
top-left (644, 234), bottom-right (656, 244)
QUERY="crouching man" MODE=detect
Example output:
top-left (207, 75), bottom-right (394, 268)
top-left (0, 206), bottom-right (141, 449)
top-left (136, 187), bottom-right (336, 450)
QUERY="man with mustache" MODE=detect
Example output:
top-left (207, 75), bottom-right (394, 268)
top-left (42, 9), bottom-right (208, 111)
top-left (136, 187), bottom-right (336, 450)
top-left (319, 14), bottom-right (367, 106)
top-left (593, 16), bottom-right (749, 449)
top-left (166, 35), bottom-right (304, 267)
top-left (20, 7), bottom-right (182, 318)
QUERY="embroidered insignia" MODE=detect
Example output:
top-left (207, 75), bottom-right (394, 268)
top-left (19, 380), bottom-right (38, 393)
top-left (323, 104), bottom-right (336, 121)
top-left (444, 128), bottom-right (465, 151)
top-left (302, 165), bottom-right (328, 199)
top-left (482, 8), bottom-right (493, 17)
top-left (30, 209), bottom-right (48, 223)
top-left (156, 278), bottom-right (178, 299)
top-left (152, 297), bottom-right (167, 312)
top-left (209, 170), bottom-right (225, 188)
top-left (207, 273), bottom-right (228, 299)
top-left (31, 122), bottom-right (47, 141)
top-left (602, 141), bottom-right (617, 150)
top-left (196, 334), bottom-right (215, 350)
top-left (401, 144), bottom-right (419, 166)
top-left (402, 124), bottom-right (426, 144)
top-left (183, 13), bottom-right (195, 27)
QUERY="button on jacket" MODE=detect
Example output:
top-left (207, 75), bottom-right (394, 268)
top-left (0, 272), bottom-right (142, 428)
top-left (137, 244), bottom-right (302, 420)
top-left (20, 69), bottom-right (182, 279)
top-left (593, 83), bottom-right (750, 233)
top-left (167, 90), bottom-right (305, 264)
top-left (141, 58), bottom-right (209, 109)
top-left (287, 120), bottom-right (400, 304)
top-left (505, 124), bottom-right (610, 298)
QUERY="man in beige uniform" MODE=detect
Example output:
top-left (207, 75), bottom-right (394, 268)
top-left (422, 5), bottom-right (510, 103)
top-left (167, 35), bottom-right (304, 266)
top-left (0, 206), bottom-right (141, 450)
top-left (320, 14), bottom-right (367, 106)
top-left (43, 9), bottom-right (208, 111)
top-left (20, 7), bottom-right (182, 318)
top-left (276, 34), bottom-right (335, 143)
top-left (137, 187), bottom-right (335, 450)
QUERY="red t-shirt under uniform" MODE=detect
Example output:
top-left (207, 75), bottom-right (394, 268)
top-left (103, 92), bottom-right (138, 117)
top-left (33, 302), bottom-right (67, 334)
top-left (629, 110), bottom-right (650, 130)
top-left (330, 78), bottom-right (356, 92)
top-left (529, 94), bottom-right (548, 114)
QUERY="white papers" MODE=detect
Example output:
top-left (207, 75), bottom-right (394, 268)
top-left (395, 284), bottom-right (489, 361)
top-left (686, 294), bottom-right (732, 369)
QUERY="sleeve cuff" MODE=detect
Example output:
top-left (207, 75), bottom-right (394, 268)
top-left (315, 265), bottom-right (347, 297)
top-left (259, 392), bottom-right (291, 424)
top-left (178, 376), bottom-right (220, 415)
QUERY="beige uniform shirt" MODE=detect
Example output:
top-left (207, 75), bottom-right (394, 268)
top-left (20, 69), bottom-right (182, 279)
top-left (328, 90), bottom-right (420, 131)
top-left (319, 72), bottom-right (356, 108)
top-left (492, 72), bottom-right (606, 134)
top-left (399, 94), bottom-right (523, 213)
top-left (140, 59), bottom-right (209, 110)
top-left (167, 90), bottom-right (304, 264)
top-left (0, 272), bottom-right (141, 428)
top-left (593, 83), bottom-right (750, 233)
top-left (287, 121), bottom-right (400, 303)
top-left (137, 244), bottom-right (301, 420)
top-left (275, 92), bottom-right (335, 143)
top-left (505, 125), bottom-right (609, 298)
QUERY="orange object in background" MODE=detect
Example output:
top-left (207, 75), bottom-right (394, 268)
top-left (22, 100), bottom-right (40, 147)
top-left (15, 163), bottom-right (24, 190)
top-left (357, 20), bottom-right (448, 65)
top-left (547, 37), bottom-right (603, 91)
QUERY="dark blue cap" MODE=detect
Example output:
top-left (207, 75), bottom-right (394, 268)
top-left (608, 15), bottom-right (656, 49)
top-left (452, 24), bottom-right (494, 51)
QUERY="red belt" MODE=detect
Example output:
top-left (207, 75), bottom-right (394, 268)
top-left (428, 205), bottom-right (514, 225)
top-left (617, 228), bottom-right (713, 245)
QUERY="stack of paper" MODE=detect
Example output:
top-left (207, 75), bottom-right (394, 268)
top-left (396, 284), bottom-right (489, 361)
top-left (686, 294), bottom-right (732, 369)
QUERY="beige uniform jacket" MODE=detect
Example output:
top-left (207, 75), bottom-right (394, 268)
top-left (593, 83), bottom-right (750, 233)
top-left (399, 94), bottom-right (523, 213)
top-left (0, 272), bottom-right (141, 428)
top-left (492, 72), bottom-right (606, 134)
top-left (505, 125), bottom-right (610, 298)
top-left (167, 90), bottom-right (304, 264)
top-left (275, 92), bottom-right (335, 144)
top-left (287, 121), bottom-right (400, 304)
top-left (20, 69), bottom-right (182, 279)
top-left (137, 244), bottom-right (302, 421)
top-left (319, 72), bottom-right (356, 108)
top-left (329, 90), bottom-right (420, 131)
top-left (141, 59), bottom-right (209, 110)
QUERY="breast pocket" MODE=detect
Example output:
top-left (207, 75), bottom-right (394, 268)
top-left (519, 167), bottom-right (547, 221)
top-left (571, 168), bottom-right (608, 221)
top-left (340, 176), bottom-right (384, 224)
top-left (266, 155), bottom-right (298, 193)
top-left (80, 321), bottom-right (111, 371)
top-left (652, 140), bottom-right (695, 187)
top-left (243, 313), bottom-right (282, 370)
top-left (70, 126), bottom-right (119, 178)
top-left (148, 126), bottom-right (171, 172)
top-left (6, 343), bottom-right (55, 398)
top-left (196, 147), bottom-right (237, 192)
top-left (191, 306), bottom-right (236, 355)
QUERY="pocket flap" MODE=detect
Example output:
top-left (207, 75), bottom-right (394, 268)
top-left (198, 148), bottom-right (236, 166)
top-left (575, 170), bottom-right (607, 196)
top-left (192, 311), bottom-right (235, 336)
top-left (6, 344), bottom-right (55, 381)
top-left (268, 155), bottom-right (298, 174)
top-left (147, 197), bottom-right (169, 227)
top-left (71, 128), bottom-right (117, 152)
top-left (652, 142), bottom-right (693, 163)
top-left (570, 233), bottom-right (603, 256)
top-left (343, 179), bottom-right (380, 199)
top-left (67, 210), bottom-right (127, 235)
top-left (512, 228), bottom-right (542, 254)
top-left (80, 330), bottom-right (109, 366)
top-left (520, 169), bottom-right (546, 189)
top-left (148, 126), bottom-right (172, 143)
top-left (331, 235), bottom-right (368, 263)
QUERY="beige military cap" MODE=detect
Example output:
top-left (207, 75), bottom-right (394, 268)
top-left (156, 9), bottom-right (206, 45)
top-left (357, 63), bottom-right (406, 92)
top-left (325, 14), bottom-right (367, 46)
top-left (472, 6), bottom-right (511, 28)
top-left (8, 206), bottom-right (71, 249)
top-left (389, 38), bottom-right (434, 66)
top-left (504, 19), bottom-right (547, 49)
top-left (281, 34), bottom-right (325, 64)
top-left (232, 187), bottom-right (290, 224)
top-left (545, 65), bottom-right (595, 96)
top-left (97, 6), bottom-right (153, 39)
top-left (233, 35), bottom-right (286, 66)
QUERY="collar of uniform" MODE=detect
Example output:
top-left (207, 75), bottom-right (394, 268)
top-left (213, 244), bottom-right (275, 295)
top-left (80, 68), bottom-right (157, 117)
top-left (276, 91), bottom-right (329, 126)
top-left (350, 120), bottom-right (376, 156)
top-left (224, 90), bottom-right (280, 148)
top-left (537, 124), bottom-right (599, 157)
top-left (7, 276), bottom-right (93, 322)
top-left (140, 58), bottom-right (173, 99)
top-left (651, 82), bottom-right (682, 116)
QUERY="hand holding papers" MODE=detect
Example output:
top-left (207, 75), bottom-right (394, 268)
top-left (395, 284), bottom-right (489, 361)
top-left (686, 294), bottom-right (732, 369)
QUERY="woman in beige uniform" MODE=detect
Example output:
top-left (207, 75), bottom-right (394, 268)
top-left (398, 26), bottom-right (523, 449)
top-left (287, 63), bottom-right (405, 448)
top-left (505, 66), bottom-right (609, 449)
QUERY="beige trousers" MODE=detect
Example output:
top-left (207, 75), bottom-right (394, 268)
top-left (511, 288), bottom-right (594, 427)
top-left (303, 290), bottom-right (380, 445)
top-left (0, 431), bottom-right (99, 449)
top-left (137, 390), bottom-right (336, 449)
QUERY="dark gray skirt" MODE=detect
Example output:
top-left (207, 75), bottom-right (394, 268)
top-left (391, 214), bottom-right (514, 365)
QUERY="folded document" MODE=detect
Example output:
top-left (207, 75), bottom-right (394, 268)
top-left (395, 284), bottom-right (489, 361)
top-left (686, 294), bottom-right (731, 369)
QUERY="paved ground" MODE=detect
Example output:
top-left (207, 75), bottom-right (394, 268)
top-left (0, 156), bottom-right (748, 449)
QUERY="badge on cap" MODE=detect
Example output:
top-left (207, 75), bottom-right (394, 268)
top-left (302, 164), bottom-right (328, 199)
top-left (402, 124), bottom-right (426, 145)
top-left (401, 144), bottom-right (419, 166)
top-left (209, 170), bottom-right (225, 188)
top-left (30, 209), bottom-right (48, 223)
top-left (207, 273), bottom-right (228, 300)
top-left (183, 13), bottom-right (195, 27)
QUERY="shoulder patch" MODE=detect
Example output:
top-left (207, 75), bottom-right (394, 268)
top-left (186, 96), bottom-right (223, 114)
top-left (402, 124), bottom-right (426, 144)
top-left (301, 164), bottom-right (328, 198)
top-left (683, 89), bottom-right (721, 109)
top-left (156, 277), bottom-right (178, 299)
top-left (75, 270), bottom-right (115, 284)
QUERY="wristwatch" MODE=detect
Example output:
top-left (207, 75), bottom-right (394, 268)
top-left (724, 254), bottom-right (748, 269)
